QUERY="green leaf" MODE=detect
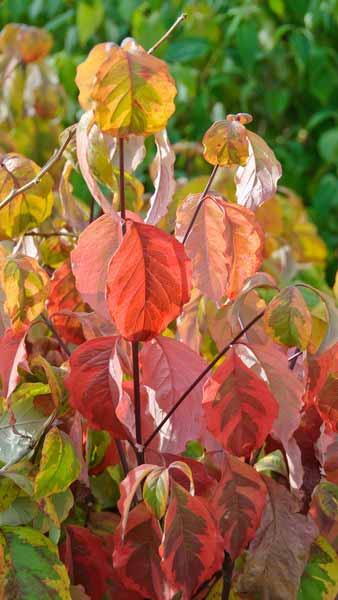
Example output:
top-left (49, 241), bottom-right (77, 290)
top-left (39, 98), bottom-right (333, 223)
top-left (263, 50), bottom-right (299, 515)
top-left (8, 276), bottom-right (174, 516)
top-left (264, 286), bottom-right (312, 349)
top-left (298, 536), bottom-right (338, 599)
top-left (318, 128), bottom-right (338, 165)
top-left (0, 498), bottom-right (38, 526)
top-left (0, 383), bottom-right (52, 466)
top-left (76, 0), bottom-right (104, 46)
top-left (182, 440), bottom-right (205, 460)
top-left (34, 428), bottom-right (80, 499)
top-left (143, 467), bottom-right (169, 520)
top-left (0, 477), bottom-right (20, 511)
top-left (0, 526), bottom-right (71, 598)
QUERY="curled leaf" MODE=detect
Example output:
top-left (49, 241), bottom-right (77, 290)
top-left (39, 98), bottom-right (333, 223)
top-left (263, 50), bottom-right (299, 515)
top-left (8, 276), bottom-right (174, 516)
top-left (145, 129), bottom-right (176, 225)
top-left (202, 118), bottom-right (250, 167)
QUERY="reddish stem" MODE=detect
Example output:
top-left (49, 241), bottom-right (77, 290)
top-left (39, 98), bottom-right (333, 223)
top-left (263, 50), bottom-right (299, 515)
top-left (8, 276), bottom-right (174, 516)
top-left (182, 164), bottom-right (219, 243)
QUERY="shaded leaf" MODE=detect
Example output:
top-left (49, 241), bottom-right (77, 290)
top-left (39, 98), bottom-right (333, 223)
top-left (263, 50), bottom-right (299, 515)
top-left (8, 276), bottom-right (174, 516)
top-left (203, 347), bottom-right (278, 457)
top-left (0, 23), bottom-right (52, 63)
top-left (145, 129), bottom-right (176, 225)
top-left (308, 344), bottom-right (338, 432)
top-left (298, 536), bottom-right (338, 600)
top-left (107, 220), bottom-right (191, 341)
top-left (264, 286), bottom-right (312, 350)
top-left (34, 428), bottom-right (80, 499)
top-left (76, 38), bottom-right (176, 136)
top-left (143, 467), bottom-right (169, 520)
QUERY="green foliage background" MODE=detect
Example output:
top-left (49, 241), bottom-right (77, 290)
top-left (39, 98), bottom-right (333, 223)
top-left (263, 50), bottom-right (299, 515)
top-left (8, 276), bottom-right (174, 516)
top-left (0, 0), bottom-right (337, 280)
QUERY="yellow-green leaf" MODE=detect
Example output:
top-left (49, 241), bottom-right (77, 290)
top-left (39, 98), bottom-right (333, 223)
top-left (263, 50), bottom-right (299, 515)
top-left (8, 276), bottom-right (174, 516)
top-left (34, 428), bottom-right (80, 499)
top-left (202, 117), bottom-right (250, 167)
top-left (298, 536), bottom-right (338, 600)
top-left (264, 286), bottom-right (312, 349)
top-left (0, 154), bottom-right (54, 239)
top-left (143, 467), bottom-right (169, 520)
top-left (1, 255), bottom-right (49, 330)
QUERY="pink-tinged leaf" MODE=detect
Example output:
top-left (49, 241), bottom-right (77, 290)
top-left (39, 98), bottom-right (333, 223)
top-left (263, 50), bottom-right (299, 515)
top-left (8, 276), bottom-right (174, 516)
top-left (71, 214), bottom-right (122, 320)
top-left (203, 347), bottom-right (278, 457)
top-left (237, 343), bottom-right (305, 448)
top-left (141, 336), bottom-right (208, 453)
top-left (0, 326), bottom-right (27, 397)
top-left (176, 288), bottom-right (202, 353)
top-left (310, 481), bottom-right (338, 552)
top-left (69, 411), bottom-right (88, 486)
top-left (118, 464), bottom-right (159, 537)
top-left (114, 503), bottom-right (174, 600)
top-left (238, 477), bottom-right (318, 599)
top-left (235, 130), bottom-right (282, 210)
top-left (76, 111), bottom-right (117, 215)
top-left (212, 453), bottom-right (267, 559)
top-left (160, 481), bottom-right (223, 599)
top-left (308, 343), bottom-right (338, 432)
top-left (47, 260), bottom-right (89, 345)
top-left (65, 336), bottom-right (129, 438)
top-left (264, 285), bottom-right (312, 350)
top-left (145, 129), bottom-right (176, 225)
top-left (143, 467), bottom-right (169, 519)
top-left (157, 453), bottom-right (217, 498)
top-left (106, 221), bottom-right (191, 342)
top-left (205, 299), bottom-right (232, 351)
top-left (61, 525), bottom-right (141, 600)
top-left (59, 161), bottom-right (88, 234)
top-left (176, 193), bottom-right (264, 300)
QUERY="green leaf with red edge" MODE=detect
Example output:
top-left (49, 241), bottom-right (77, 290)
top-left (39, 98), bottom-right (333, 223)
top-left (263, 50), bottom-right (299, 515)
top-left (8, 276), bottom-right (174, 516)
top-left (1, 255), bottom-right (49, 331)
top-left (0, 526), bottom-right (71, 598)
top-left (202, 117), bottom-right (250, 167)
top-left (118, 464), bottom-right (159, 537)
top-left (47, 259), bottom-right (89, 345)
top-left (106, 220), bottom-right (191, 341)
top-left (175, 192), bottom-right (264, 300)
top-left (237, 476), bottom-right (318, 600)
top-left (211, 453), bottom-right (267, 559)
top-left (308, 343), bottom-right (338, 432)
top-left (202, 347), bottom-right (278, 457)
top-left (61, 525), bottom-right (141, 600)
top-left (143, 467), bottom-right (169, 520)
top-left (114, 502), bottom-right (173, 599)
top-left (65, 336), bottom-right (130, 438)
top-left (264, 286), bottom-right (312, 350)
top-left (34, 428), bottom-right (80, 499)
top-left (160, 480), bottom-right (223, 599)
top-left (71, 213), bottom-right (122, 320)
top-left (76, 39), bottom-right (177, 136)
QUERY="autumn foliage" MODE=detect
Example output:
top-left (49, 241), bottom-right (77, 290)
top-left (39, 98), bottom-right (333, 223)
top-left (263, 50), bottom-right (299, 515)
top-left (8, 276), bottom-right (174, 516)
top-left (0, 18), bottom-right (337, 600)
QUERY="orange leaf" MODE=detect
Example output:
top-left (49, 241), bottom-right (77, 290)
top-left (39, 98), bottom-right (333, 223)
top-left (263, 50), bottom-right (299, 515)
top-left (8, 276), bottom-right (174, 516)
top-left (106, 220), bottom-right (191, 341)
top-left (0, 23), bottom-right (52, 63)
top-left (202, 117), bottom-right (250, 167)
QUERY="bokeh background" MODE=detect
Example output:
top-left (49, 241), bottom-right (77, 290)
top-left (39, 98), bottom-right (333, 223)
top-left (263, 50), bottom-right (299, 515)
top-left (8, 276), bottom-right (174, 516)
top-left (0, 0), bottom-right (337, 281)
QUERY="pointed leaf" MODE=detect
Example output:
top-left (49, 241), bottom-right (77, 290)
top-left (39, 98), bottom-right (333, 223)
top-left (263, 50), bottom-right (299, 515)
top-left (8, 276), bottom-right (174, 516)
top-left (143, 467), bottom-right (169, 520)
top-left (76, 39), bottom-right (176, 136)
top-left (71, 213), bottom-right (122, 320)
top-left (298, 536), bottom-right (338, 600)
top-left (106, 221), bottom-right (191, 341)
top-left (176, 193), bottom-right (263, 300)
top-left (264, 286), bottom-right (312, 350)
top-left (118, 464), bottom-right (159, 537)
top-left (202, 118), bottom-right (250, 167)
top-left (47, 259), bottom-right (89, 345)
top-left (236, 130), bottom-right (282, 210)
top-left (212, 453), bottom-right (267, 559)
top-left (0, 326), bottom-right (27, 397)
top-left (1, 255), bottom-right (49, 330)
top-left (145, 129), bottom-right (176, 225)
top-left (34, 428), bottom-right (80, 499)
top-left (203, 347), bottom-right (278, 457)
top-left (65, 336), bottom-right (129, 437)
top-left (141, 335), bottom-right (208, 452)
top-left (160, 481), bottom-right (223, 599)
top-left (308, 344), bottom-right (338, 432)
top-left (238, 477), bottom-right (318, 600)
top-left (0, 526), bottom-right (71, 598)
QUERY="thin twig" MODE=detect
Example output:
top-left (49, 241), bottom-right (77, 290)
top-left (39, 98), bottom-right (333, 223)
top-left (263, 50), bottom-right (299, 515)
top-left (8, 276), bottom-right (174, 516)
top-left (0, 127), bottom-right (76, 211)
top-left (115, 439), bottom-right (130, 477)
top-left (24, 231), bottom-right (77, 238)
top-left (89, 196), bottom-right (96, 224)
top-left (119, 137), bottom-right (126, 235)
top-left (41, 314), bottom-right (71, 357)
top-left (148, 13), bottom-right (187, 54)
top-left (144, 310), bottom-right (265, 449)
top-left (288, 349), bottom-right (302, 369)
top-left (182, 165), bottom-right (219, 243)
top-left (132, 341), bottom-right (143, 465)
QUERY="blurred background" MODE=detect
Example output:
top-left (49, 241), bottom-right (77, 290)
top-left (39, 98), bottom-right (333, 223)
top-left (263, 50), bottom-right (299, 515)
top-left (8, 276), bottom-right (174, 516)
top-left (0, 0), bottom-right (337, 282)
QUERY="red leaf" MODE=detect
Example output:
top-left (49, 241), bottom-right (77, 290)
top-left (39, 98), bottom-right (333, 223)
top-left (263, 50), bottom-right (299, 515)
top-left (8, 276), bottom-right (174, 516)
top-left (0, 326), bottom-right (27, 397)
top-left (308, 343), bottom-right (338, 432)
top-left (71, 214), bottom-right (122, 320)
top-left (160, 481), bottom-right (223, 599)
top-left (140, 336), bottom-right (208, 453)
top-left (211, 453), bottom-right (267, 559)
top-left (106, 220), bottom-right (191, 341)
top-left (61, 525), bottom-right (140, 600)
top-left (118, 464), bottom-right (159, 537)
top-left (65, 336), bottom-right (129, 438)
top-left (175, 193), bottom-right (263, 300)
top-left (203, 347), bottom-right (278, 457)
top-left (114, 502), bottom-right (173, 599)
top-left (47, 260), bottom-right (89, 345)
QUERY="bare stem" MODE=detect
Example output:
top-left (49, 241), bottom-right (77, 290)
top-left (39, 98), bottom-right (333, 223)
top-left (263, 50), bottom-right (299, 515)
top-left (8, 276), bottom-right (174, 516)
top-left (41, 314), bottom-right (70, 357)
top-left (115, 439), bottom-right (130, 477)
top-left (89, 196), bottom-right (96, 223)
top-left (132, 341), bottom-right (143, 465)
top-left (0, 127), bottom-right (76, 211)
top-left (144, 310), bottom-right (265, 449)
top-left (24, 231), bottom-right (77, 239)
top-left (221, 553), bottom-right (234, 600)
top-left (182, 165), bottom-right (219, 244)
top-left (119, 137), bottom-right (126, 235)
top-left (148, 13), bottom-right (187, 55)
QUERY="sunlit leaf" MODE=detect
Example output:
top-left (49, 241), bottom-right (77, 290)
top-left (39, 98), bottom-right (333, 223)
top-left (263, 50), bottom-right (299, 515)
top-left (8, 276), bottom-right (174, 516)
top-left (34, 428), bottom-right (80, 499)
top-left (202, 117), bottom-right (250, 167)
top-left (143, 467), bottom-right (169, 519)
top-left (264, 286), bottom-right (312, 350)
top-left (0, 326), bottom-right (27, 397)
top-left (145, 129), bottom-right (176, 225)
top-left (0, 23), bottom-right (52, 63)
top-left (118, 464), bottom-right (159, 537)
